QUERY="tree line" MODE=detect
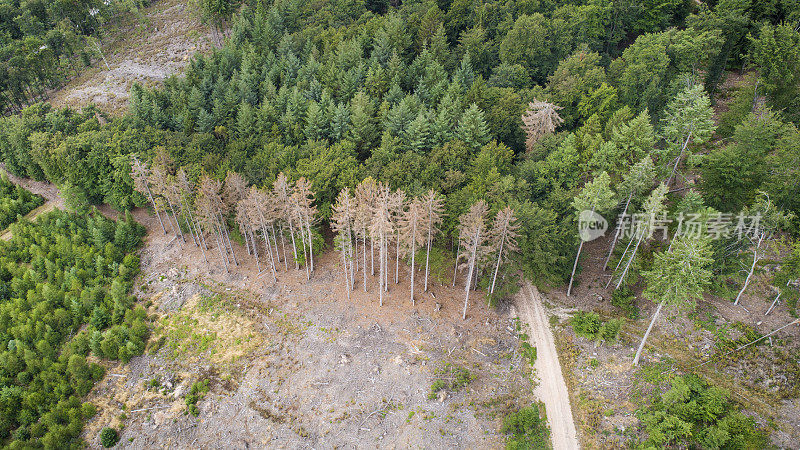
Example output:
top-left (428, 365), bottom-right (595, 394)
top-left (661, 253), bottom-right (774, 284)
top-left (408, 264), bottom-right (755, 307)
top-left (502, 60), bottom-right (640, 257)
top-left (132, 151), bottom-right (519, 317)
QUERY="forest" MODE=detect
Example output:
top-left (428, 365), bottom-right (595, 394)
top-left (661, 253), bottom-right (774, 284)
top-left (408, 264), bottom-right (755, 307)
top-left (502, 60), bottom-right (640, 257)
top-left (0, 0), bottom-right (799, 447)
top-left (0, 0), bottom-right (148, 115)
top-left (0, 174), bottom-right (43, 229)
top-left (0, 208), bottom-right (146, 447)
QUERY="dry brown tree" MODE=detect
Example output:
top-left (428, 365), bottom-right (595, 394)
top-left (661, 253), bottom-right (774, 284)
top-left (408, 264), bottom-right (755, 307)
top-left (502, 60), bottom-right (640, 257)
top-left (195, 175), bottom-right (230, 272)
top-left (293, 177), bottom-right (317, 276)
top-left (176, 168), bottom-right (209, 255)
top-left (488, 206), bottom-right (519, 298)
top-left (243, 186), bottom-right (279, 281)
top-left (148, 161), bottom-right (183, 241)
top-left (354, 178), bottom-right (378, 291)
top-left (130, 156), bottom-right (167, 234)
top-left (521, 99), bottom-right (564, 152)
top-left (389, 189), bottom-right (407, 285)
top-left (370, 183), bottom-right (392, 306)
top-left (332, 187), bottom-right (356, 299)
top-left (401, 196), bottom-right (425, 305)
top-left (458, 200), bottom-right (490, 319)
top-left (273, 173), bottom-right (299, 270)
top-left (420, 189), bottom-right (444, 291)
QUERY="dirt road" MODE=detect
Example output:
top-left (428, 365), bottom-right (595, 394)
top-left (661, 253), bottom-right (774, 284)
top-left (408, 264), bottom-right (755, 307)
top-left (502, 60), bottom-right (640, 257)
top-left (517, 281), bottom-right (579, 449)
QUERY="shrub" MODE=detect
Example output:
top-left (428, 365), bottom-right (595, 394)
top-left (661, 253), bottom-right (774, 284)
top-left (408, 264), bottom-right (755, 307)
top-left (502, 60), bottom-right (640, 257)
top-left (100, 427), bottom-right (119, 448)
top-left (637, 374), bottom-right (767, 449)
top-left (185, 379), bottom-right (210, 416)
top-left (428, 364), bottom-right (476, 399)
top-left (611, 287), bottom-right (639, 319)
top-left (572, 311), bottom-right (621, 343)
top-left (502, 405), bottom-right (550, 449)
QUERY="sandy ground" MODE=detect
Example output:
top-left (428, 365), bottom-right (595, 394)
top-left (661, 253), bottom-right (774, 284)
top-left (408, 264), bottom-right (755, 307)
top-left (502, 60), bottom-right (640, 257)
top-left (47, 0), bottom-right (213, 114)
top-left (517, 282), bottom-right (579, 449)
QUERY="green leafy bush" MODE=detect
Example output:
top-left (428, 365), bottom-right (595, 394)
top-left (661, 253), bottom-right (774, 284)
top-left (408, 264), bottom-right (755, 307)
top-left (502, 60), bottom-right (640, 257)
top-left (185, 379), bottom-right (210, 416)
top-left (637, 374), bottom-right (767, 449)
top-left (502, 405), bottom-right (550, 449)
top-left (611, 287), bottom-right (639, 319)
top-left (100, 427), bottom-right (119, 448)
top-left (572, 311), bottom-right (621, 343)
top-left (428, 364), bottom-right (476, 399)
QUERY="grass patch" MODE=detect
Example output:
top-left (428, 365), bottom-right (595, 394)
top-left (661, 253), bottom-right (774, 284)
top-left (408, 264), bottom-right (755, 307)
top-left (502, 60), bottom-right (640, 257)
top-left (428, 364), bottom-right (476, 400)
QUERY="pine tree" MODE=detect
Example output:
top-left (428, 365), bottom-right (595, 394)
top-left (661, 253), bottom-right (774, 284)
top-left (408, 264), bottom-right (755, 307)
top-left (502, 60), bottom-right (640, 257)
top-left (603, 156), bottom-right (656, 270)
top-left (661, 84), bottom-right (715, 186)
top-left (273, 173), bottom-right (299, 271)
top-left (634, 237), bottom-right (713, 365)
top-left (456, 103), bottom-right (490, 150)
top-left (568, 171), bottom-right (616, 296)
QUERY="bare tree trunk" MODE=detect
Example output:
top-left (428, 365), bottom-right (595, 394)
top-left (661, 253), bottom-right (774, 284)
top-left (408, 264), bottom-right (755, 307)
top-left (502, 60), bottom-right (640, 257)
top-left (341, 237), bottom-right (350, 302)
top-left (362, 233), bottom-right (367, 292)
top-left (167, 201), bottom-right (185, 242)
top-left (606, 234), bottom-right (635, 289)
top-left (734, 233), bottom-right (764, 305)
top-left (288, 219), bottom-right (299, 270)
top-left (261, 226), bottom-right (277, 282)
top-left (371, 238), bottom-right (375, 276)
top-left (270, 223), bottom-right (280, 265)
top-left (453, 238), bottom-right (461, 287)
top-left (633, 300), bottom-right (664, 366)
top-left (280, 223), bottom-right (288, 270)
top-left (603, 192), bottom-right (632, 270)
top-left (297, 219), bottom-right (310, 280)
top-left (424, 221), bottom-right (433, 292)
top-left (395, 231), bottom-right (400, 284)
top-left (410, 220), bottom-right (417, 306)
top-left (250, 229), bottom-right (261, 273)
top-left (615, 233), bottom-right (644, 290)
top-left (145, 184), bottom-right (167, 234)
top-left (212, 229), bottom-right (229, 272)
top-left (378, 229), bottom-right (385, 307)
top-left (462, 230), bottom-right (480, 320)
top-left (306, 215), bottom-right (314, 273)
top-left (219, 213), bottom-right (238, 266)
top-left (667, 131), bottom-right (692, 187)
top-left (567, 240), bottom-right (584, 297)
top-left (490, 233), bottom-right (506, 297)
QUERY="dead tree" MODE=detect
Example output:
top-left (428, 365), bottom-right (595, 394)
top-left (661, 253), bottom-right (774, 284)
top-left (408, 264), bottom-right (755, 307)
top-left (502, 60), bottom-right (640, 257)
top-left (489, 206), bottom-right (519, 299)
top-left (389, 189), bottom-right (407, 285)
top-left (521, 100), bottom-right (564, 152)
top-left (371, 184), bottom-right (392, 306)
top-left (458, 200), bottom-right (489, 319)
top-left (401, 196), bottom-right (425, 305)
top-left (294, 177), bottom-right (317, 275)
top-left (354, 178), bottom-right (378, 292)
top-left (332, 187), bottom-right (356, 300)
top-left (196, 176), bottom-right (230, 272)
top-left (421, 189), bottom-right (444, 291)
top-left (130, 156), bottom-right (167, 234)
top-left (273, 173), bottom-right (299, 271)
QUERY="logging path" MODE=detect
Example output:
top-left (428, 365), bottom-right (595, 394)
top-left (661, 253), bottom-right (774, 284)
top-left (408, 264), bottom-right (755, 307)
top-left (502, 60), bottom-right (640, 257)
top-left (517, 281), bottom-right (579, 449)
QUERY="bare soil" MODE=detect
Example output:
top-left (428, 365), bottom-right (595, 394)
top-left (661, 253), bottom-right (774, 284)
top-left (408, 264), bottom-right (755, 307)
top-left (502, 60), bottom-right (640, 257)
top-left (544, 228), bottom-right (800, 447)
top-left (47, 0), bottom-right (214, 114)
top-left (78, 204), bottom-right (539, 448)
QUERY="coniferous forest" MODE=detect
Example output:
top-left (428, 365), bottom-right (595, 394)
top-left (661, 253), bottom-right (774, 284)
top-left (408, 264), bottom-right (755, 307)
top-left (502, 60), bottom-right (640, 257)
top-left (0, 0), bottom-right (800, 447)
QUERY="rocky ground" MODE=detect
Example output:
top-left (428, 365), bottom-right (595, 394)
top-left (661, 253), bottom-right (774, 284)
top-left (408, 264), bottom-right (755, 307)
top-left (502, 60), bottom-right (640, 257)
top-left (80, 207), bottom-right (538, 449)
